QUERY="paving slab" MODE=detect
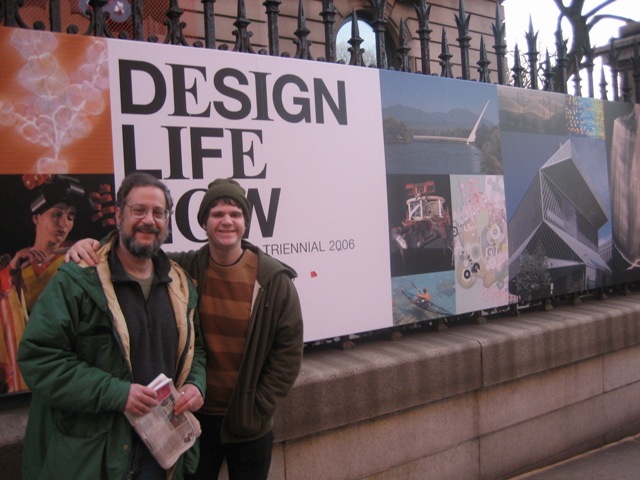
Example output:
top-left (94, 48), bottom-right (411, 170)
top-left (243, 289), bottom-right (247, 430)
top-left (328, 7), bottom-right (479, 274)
top-left (511, 434), bottom-right (640, 480)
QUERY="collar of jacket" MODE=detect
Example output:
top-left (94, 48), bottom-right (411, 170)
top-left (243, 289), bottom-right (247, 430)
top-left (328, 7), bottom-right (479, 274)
top-left (90, 232), bottom-right (196, 380)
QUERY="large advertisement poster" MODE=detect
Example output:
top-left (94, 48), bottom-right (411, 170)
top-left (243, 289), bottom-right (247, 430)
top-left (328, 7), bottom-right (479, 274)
top-left (105, 38), bottom-right (393, 344)
top-left (0, 27), bottom-right (394, 395)
top-left (1, 26), bottom-right (639, 396)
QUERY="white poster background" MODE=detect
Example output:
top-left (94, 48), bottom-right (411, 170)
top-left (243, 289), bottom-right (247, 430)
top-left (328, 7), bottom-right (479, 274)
top-left (107, 39), bottom-right (393, 342)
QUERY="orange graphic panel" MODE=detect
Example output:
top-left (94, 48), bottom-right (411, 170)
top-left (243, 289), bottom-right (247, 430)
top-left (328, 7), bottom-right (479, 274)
top-left (0, 27), bottom-right (114, 175)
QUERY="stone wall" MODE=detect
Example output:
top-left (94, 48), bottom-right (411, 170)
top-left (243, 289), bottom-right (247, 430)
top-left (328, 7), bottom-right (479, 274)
top-left (3, 292), bottom-right (640, 479)
top-left (269, 292), bottom-right (640, 479)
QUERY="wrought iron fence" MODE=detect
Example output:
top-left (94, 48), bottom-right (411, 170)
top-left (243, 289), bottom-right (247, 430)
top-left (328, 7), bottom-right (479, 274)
top-left (1, 0), bottom-right (639, 103)
top-left (1, 0), bottom-right (640, 337)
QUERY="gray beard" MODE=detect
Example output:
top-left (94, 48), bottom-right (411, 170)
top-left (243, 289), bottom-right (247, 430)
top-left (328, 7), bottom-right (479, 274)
top-left (122, 234), bottom-right (161, 258)
top-left (118, 224), bottom-right (168, 259)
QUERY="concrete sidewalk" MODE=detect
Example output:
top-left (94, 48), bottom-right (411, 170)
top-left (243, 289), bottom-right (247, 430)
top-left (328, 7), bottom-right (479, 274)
top-left (511, 434), bottom-right (640, 480)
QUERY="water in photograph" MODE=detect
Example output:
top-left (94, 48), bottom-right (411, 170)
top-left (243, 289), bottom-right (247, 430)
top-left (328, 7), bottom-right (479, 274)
top-left (384, 141), bottom-right (482, 175)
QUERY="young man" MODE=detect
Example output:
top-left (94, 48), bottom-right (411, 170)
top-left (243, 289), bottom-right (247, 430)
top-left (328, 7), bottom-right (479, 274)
top-left (19, 172), bottom-right (206, 480)
top-left (67, 178), bottom-right (304, 480)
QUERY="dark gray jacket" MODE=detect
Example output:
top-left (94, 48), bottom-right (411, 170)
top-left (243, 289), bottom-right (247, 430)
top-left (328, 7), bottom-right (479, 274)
top-left (169, 241), bottom-right (303, 443)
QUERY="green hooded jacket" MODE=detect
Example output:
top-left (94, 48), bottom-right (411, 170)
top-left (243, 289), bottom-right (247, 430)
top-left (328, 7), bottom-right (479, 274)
top-left (18, 234), bottom-right (206, 480)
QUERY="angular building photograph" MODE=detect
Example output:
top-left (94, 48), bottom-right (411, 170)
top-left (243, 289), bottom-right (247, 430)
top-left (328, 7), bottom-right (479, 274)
top-left (507, 138), bottom-right (612, 300)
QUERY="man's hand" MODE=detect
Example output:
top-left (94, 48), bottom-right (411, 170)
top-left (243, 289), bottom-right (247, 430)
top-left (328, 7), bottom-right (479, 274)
top-left (65, 238), bottom-right (100, 266)
top-left (124, 383), bottom-right (159, 416)
top-left (173, 383), bottom-right (204, 416)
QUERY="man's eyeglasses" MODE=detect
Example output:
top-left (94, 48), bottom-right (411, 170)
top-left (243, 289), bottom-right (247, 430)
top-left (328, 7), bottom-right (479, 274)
top-left (125, 203), bottom-right (170, 222)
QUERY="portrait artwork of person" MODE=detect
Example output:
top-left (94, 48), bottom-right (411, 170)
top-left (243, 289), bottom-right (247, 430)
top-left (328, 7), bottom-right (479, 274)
top-left (0, 174), bottom-right (114, 394)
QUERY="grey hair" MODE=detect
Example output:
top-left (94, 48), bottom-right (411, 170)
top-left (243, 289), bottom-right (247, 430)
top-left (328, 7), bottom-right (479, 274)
top-left (115, 172), bottom-right (173, 212)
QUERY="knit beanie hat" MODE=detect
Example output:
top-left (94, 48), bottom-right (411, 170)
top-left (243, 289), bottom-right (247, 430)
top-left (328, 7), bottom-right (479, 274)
top-left (197, 178), bottom-right (251, 227)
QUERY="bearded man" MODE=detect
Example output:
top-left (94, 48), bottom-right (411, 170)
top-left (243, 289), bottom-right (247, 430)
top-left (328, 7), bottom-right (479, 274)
top-left (18, 172), bottom-right (206, 480)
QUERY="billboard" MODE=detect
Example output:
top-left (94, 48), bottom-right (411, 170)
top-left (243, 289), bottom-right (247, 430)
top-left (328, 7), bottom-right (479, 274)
top-left (1, 26), bottom-right (639, 395)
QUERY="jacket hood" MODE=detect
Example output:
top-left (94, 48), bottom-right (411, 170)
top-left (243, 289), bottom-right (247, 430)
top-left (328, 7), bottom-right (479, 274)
top-left (57, 252), bottom-right (110, 310)
top-left (241, 240), bottom-right (298, 286)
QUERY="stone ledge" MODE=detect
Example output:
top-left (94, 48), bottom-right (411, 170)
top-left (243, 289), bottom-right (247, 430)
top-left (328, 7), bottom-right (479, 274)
top-left (274, 292), bottom-right (640, 441)
top-left (0, 396), bottom-right (29, 480)
top-left (0, 397), bottom-right (28, 449)
top-left (450, 294), bottom-right (640, 387)
top-left (275, 330), bottom-right (483, 441)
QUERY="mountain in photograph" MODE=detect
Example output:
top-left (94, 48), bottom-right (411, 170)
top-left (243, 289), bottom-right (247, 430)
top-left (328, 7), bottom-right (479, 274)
top-left (382, 104), bottom-right (495, 134)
